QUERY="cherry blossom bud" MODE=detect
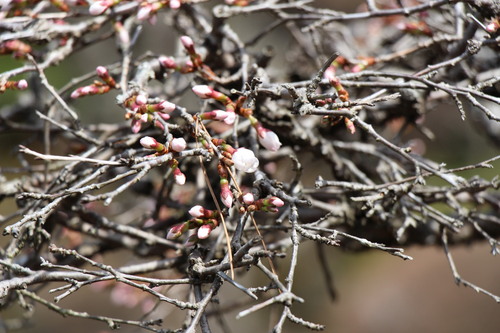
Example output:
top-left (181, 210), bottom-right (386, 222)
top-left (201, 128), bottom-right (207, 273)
top-left (192, 85), bottom-right (213, 99)
top-left (180, 36), bottom-right (194, 51)
top-left (220, 178), bottom-right (233, 208)
top-left (344, 117), bottom-right (356, 134)
top-left (173, 168), bottom-right (186, 185)
top-left (157, 100), bottom-right (176, 113)
top-left (89, 0), bottom-right (109, 15)
top-left (257, 128), bottom-right (281, 151)
top-left (135, 94), bottom-right (147, 105)
top-left (242, 193), bottom-right (254, 204)
top-left (197, 224), bottom-right (212, 239)
top-left (324, 66), bottom-right (336, 81)
top-left (140, 136), bottom-right (160, 149)
top-left (223, 111), bottom-right (236, 125)
top-left (131, 119), bottom-right (142, 133)
top-left (167, 222), bottom-right (188, 239)
top-left (170, 138), bottom-right (186, 152)
top-left (16, 79), bottom-right (28, 90)
top-left (137, 6), bottom-right (151, 20)
top-left (189, 205), bottom-right (205, 218)
top-left (232, 148), bottom-right (259, 173)
top-left (269, 197), bottom-right (284, 207)
top-left (169, 0), bottom-right (181, 9)
top-left (159, 56), bottom-right (177, 69)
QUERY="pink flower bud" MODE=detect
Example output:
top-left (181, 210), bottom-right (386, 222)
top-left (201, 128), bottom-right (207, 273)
top-left (232, 148), bottom-right (259, 173)
top-left (96, 66), bottom-right (108, 76)
top-left (159, 56), bottom-right (176, 69)
top-left (173, 168), bottom-right (186, 185)
top-left (137, 5), bottom-right (152, 20)
top-left (170, 138), bottom-right (186, 152)
top-left (131, 119), bottom-right (142, 133)
top-left (157, 100), bottom-right (176, 113)
top-left (158, 112), bottom-right (171, 121)
top-left (270, 197), bottom-right (284, 207)
top-left (167, 223), bottom-right (187, 239)
top-left (242, 193), bottom-right (254, 204)
top-left (221, 190), bottom-right (233, 208)
top-left (16, 79), bottom-right (28, 90)
top-left (223, 111), bottom-right (236, 125)
top-left (169, 0), bottom-right (181, 9)
top-left (140, 136), bottom-right (159, 149)
top-left (197, 224), bottom-right (212, 239)
top-left (89, 0), bottom-right (109, 15)
top-left (135, 94), bottom-right (147, 105)
top-left (189, 205), bottom-right (205, 218)
top-left (212, 110), bottom-right (229, 120)
top-left (344, 117), bottom-right (356, 134)
top-left (180, 36), bottom-right (194, 51)
top-left (192, 85), bottom-right (214, 99)
top-left (257, 128), bottom-right (281, 151)
top-left (324, 66), bottom-right (336, 81)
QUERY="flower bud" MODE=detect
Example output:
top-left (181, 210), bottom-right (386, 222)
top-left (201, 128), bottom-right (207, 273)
top-left (189, 205), bottom-right (205, 218)
top-left (257, 128), bottom-right (281, 151)
top-left (169, 0), bottom-right (181, 9)
top-left (89, 0), bottom-right (109, 15)
top-left (16, 79), bottom-right (28, 90)
top-left (140, 136), bottom-right (160, 149)
top-left (167, 222), bottom-right (188, 239)
top-left (180, 36), bottom-right (194, 50)
top-left (242, 193), bottom-right (254, 204)
top-left (173, 168), bottom-right (186, 185)
top-left (135, 94), bottom-right (147, 105)
top-left (159, 56), bottom-right (177, 69)
top-left (197, 224), bottom-right (212, 239)
top-left (170, 137), bottom-right (187, 152)
top-left (192, 85), bottom-right (214, 99)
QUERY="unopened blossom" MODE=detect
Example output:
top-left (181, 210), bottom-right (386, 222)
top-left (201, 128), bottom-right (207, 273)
top-left (135, 94), bottom-right (147, 106)
top-left (167, 222), bottom-right (188, 239)
top-left (173, 168), bottom-right (186, 185)
top-left (269, 197), bottom-right (284, 207)
top-left (170, 137), bottom-right (187, 152)
top-left (139, 136), bottom-right (165, 152)
top-left (89, 0), bottom-right (112, 15)
top-left (192, 85), bottom-right (213, 99)
top-left (159, 56), bottom-right (177, 69)
top-left (169, 0), bottom-right (181, 9)
top-left (197, 224), bottom-right (212, 239)
top-left (157, 100), bottom-right (176, 113)
top-left (223, 111), bottom-right (236, 125)
top-left (344, 117), bottom-right (356, 134)
top-left (180, 36), bottom-right (194, 51)
top-left (16, 79), bottom-right (28, 90)
top-left (232, 148), bottom-right (259, 173)
top-left (220, 178), bottom-right (233, 208)
top-left (188, 205), bottom-right (205, 218)
top-left (257, 128), bottom-right (281, 151)
top-left (242, 193), bottom-right (254, 204)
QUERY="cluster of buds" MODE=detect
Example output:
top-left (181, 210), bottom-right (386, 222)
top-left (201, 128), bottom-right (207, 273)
top-left (239, 193), bottom-right (285, 212)
top-left (321, 65), bottom-right (356, 134)
top-left (167, 205), bottom-right (220, 241)
top-left (137, 0), bottom-right (182, 22)
top-left (0, 79), bottom-right (28, 93)
top-left (193, 85), bottom-right (282, 150)
top-left (124, 94), bottom-right (176, 133)
top-left (0, 40), bottom-right (32, 59)
top-left (70, 66), bottom-right (117, 99)
top-left (211, 138), bottom-right (259, 174)
top-left (159, 36), bottom-right (215, 79)
top-left (140, 136), bottom-right (187, 185)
